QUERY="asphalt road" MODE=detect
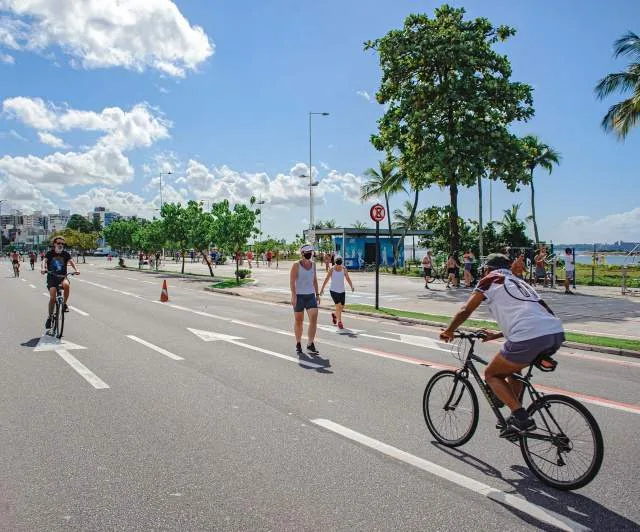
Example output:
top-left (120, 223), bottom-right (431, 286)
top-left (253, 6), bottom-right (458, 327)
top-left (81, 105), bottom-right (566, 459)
top-left (1, 261), bottom-right (639, 531)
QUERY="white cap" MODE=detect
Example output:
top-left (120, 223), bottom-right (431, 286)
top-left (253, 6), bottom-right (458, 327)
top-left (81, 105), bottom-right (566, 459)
top-left (300, 244), bottom-right (314, 253)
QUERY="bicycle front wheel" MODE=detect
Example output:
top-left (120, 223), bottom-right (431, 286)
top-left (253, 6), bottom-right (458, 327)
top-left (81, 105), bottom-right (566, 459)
top-left (423, 370), bottom-right (479, 447)
top-left (521, 394), bottom-right (604, 490)
top-left (55, 301), bottom-right (65, 339)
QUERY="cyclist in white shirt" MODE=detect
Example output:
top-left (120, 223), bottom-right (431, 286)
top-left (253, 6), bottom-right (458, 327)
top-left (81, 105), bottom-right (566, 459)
top-left (440, 254), bottom-right (565, 437)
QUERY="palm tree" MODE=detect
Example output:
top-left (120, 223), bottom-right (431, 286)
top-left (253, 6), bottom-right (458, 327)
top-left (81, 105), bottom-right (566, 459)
top-left (522, 135), bottom-right (561, 245)
top-left (361, 159), bottom-right (406, 273)
top-left (352, 220), bottom-right (368, 230)
top-left (495, 204), bottom-right (532, 248)
top-left (393, 201), bottom-right (420, 262)
top-left (595, 32), bottom-right (640, 139)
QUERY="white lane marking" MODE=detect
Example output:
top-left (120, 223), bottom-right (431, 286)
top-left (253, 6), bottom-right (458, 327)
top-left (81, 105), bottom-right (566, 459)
top-left (68, 305), bottom-right (89, 316)
top-left (21, 278), bottom-right (26, 282)
top-left (34, 336), bottom-right (86, 352)
top-left (29, 283), bottom-right (36, 288)
top-left (312, 419), bottom-right (588, 532)
top-left (127, 335), bottom-right (184, 361)
top-left (56, 349), bottom-right (109, 389)
top-left (187, 328), bottom-right (324, 369)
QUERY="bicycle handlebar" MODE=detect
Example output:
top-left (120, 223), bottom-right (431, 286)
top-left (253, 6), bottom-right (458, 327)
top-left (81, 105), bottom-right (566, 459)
top-left (43, 271), bottom-right (79, 277)
top-left (453, 330), bottom-right (488, 341)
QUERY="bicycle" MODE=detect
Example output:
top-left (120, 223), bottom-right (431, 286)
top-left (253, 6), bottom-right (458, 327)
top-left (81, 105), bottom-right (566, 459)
top-left (422, 331), bottom-right (603, 490)
top-left (13, 262), bottom-right (20, 278)
top-left (45, 272), bottom-right (78, 339)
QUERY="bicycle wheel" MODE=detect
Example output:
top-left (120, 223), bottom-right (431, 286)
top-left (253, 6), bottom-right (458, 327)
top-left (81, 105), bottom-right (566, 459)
top-left (521, 394), bottom-right (604, 490)
top-left (423, 370), bottom-right (479, 447)
top-left (56, 301), bottom-right (65, 339)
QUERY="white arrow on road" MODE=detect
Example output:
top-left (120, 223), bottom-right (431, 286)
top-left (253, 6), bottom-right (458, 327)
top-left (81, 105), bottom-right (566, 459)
top-left (317, 324), bottom-right (364, 335)
top-left (187, 328), bottom-right (325, 369)
top-left (34, 336), bottom-right (109, 389)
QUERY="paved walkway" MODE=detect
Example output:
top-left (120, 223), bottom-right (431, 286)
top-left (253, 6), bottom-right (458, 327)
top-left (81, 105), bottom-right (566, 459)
top-left (125, 257), bottom-right (640, 340)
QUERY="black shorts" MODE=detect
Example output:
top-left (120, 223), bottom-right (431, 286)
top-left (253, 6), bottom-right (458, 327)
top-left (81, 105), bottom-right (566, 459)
top-left (423, 267), bottom-right (432, 277)
top-left (46, 274), bottom-right (66, 290)
top-left (447, 267), bottom-right (459, 277)
top-left (330, 290), bottom-right (346, 305)
top-left (294, 293), bottom-right (317, 312)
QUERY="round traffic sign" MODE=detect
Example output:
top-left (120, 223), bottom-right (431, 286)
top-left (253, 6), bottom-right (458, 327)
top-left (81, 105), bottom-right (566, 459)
top-left (369, 203), bottom-right (386, 223)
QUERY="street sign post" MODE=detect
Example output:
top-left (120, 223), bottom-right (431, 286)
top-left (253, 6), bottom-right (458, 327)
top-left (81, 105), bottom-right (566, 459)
top-left (370, 204), bottom-right (386, 309)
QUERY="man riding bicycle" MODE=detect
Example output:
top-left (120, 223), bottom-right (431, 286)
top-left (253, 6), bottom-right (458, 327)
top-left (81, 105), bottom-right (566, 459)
top-left (440, 253), bottom-right (565, 438)
top-left (41, 236), bottom-right (79, 328)
top-left (29, 250), bottom-right (36, 270)
top-left (10, 250), bottom-right (21, 274)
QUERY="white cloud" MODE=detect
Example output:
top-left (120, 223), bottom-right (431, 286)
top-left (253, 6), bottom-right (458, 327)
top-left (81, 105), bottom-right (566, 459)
top-left (318, 170), bottom-right (364, 204)
top-left (554, 208), bottom-right (640, 243)
top-left (0, 175), bottom-right (57, 213)
top-left (0, 52), bottom-right (14, 63)
top-left (319, 161), bottom-right (330, 171)
top-left (0, 128), bottom-right (28, 141)
top-left (0, 0), bottom-right (214, 77)
top-left (356, 90), bottom-right (372, 102)
top-left (0, 97), bottom-right (170, 188)
top-left (37, 130), bottom-right (68, 148)
top-left (67, 187), bottom-right (154, 218)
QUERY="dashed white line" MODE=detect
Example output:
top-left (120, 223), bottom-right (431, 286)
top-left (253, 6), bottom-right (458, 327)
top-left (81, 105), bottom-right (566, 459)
top-left (56, 349), bottom-right (109, 389)
top-left (68, 305), bottom-right (89, 316)
top-left (311, 419), bottom-right (587, 532)
top-left (127, 335), bottom-right (184, 360)
top-left (29, 283), bottom-right (36, 288)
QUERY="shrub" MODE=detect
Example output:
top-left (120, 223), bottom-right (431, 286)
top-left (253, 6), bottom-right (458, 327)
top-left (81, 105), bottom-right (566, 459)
top-left (237, 269), bottom-right (252, 279)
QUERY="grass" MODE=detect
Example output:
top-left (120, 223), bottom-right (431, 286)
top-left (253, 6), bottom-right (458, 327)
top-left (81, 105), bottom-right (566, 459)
top-left (211, 278), bottom-right (253, 289)
top-left (347, 304), bottom-right (640, 352)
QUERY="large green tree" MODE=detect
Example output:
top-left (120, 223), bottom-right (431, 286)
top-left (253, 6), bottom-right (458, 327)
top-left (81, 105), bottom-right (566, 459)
top-left (161, 203), bottom-right (190, 274)
top-left (103, 218), bottom-right (140, 259)
top-left (184, 200), bottom-right (216, 277)
top-left (366, 5), bottom-right (534, 253)
top-left (66, 214), bottom-right (94, 233)
top-left (595, 31), bottom-right (640, 139)
top-left (361, 158), bottom-right (407, 272)
top-left (522, 135), bottom-right (561, 245)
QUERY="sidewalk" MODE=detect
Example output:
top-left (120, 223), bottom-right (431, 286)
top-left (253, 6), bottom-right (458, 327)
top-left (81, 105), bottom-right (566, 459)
top-left (119, 257), bottom-right (640, 341)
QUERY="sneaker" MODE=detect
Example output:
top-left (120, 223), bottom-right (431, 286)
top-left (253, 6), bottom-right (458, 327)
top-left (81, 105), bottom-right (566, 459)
top-left (331, 312), bottom-right (337, 325)
top-left (63, 304), bottom-right (69, 313)
top-left (45, 315), bottom-right (52, 329)
top-left (306, 342), bottom-right (319, 354)
top-left (425, 284), bottom-right (430, 290)
top-left (565, 290), bottom-right (574, 295)
top-left (295, 342), bottom-right (303, 355)
top-left (500, 414), bottom-right (536, 438)
top-left (337, 321), bottom-right (344, 330)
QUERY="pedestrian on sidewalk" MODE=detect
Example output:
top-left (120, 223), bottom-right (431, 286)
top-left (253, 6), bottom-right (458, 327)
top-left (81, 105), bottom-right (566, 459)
top-left (247, 249), bottom-right (254, 268)
top-left (564, 248), bottom-right (575, 294)
top-left (290, 244), bottom-right (320, 355)
top-left (534, 246), bottom-right (547, 287)
top-left (422, 250), bottom-right (433, 289)
top-left (319, 255), bottom-right (354, 330)
top-left (463, 250), bottom-right (474, 288)
top-left (446, 254), bottom-right (460, 288)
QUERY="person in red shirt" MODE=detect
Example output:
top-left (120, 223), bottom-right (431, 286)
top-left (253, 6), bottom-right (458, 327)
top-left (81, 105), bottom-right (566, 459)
top-left (246, 250), bottom-right (254, 268)
top-left (266, 249), bottom-right (273, 268)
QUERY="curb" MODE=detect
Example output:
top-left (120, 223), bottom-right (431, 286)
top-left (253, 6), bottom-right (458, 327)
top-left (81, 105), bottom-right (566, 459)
top-left (201, 287), bottom-right (640, 359)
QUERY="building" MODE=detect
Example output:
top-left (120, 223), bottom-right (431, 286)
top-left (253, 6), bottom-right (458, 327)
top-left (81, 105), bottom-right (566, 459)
top-left (89, 206), bottom-right (120, 228)
top-left (47, 209), bottom-right (71, 233)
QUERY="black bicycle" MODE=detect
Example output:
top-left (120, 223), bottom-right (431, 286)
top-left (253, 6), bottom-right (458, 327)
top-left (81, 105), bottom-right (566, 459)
top-left (423, 331), bottom-right (603, 490)
top-left (45, 272), bottom-right (77, 339)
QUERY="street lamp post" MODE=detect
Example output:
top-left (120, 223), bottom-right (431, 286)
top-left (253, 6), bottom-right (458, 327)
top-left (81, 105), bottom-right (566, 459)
top-left (0, 200), bottom-right (4, 256)
top-left (308, 111), bottom-right (329, 244)
top-left (256, 199), bottom-right (266, 238)
top-left (159, 170), bottom-right (173, 212)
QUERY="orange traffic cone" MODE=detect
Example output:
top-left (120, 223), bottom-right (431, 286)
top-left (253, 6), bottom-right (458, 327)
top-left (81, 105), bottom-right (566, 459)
top-left (160, 279), bottom-right (169, 302)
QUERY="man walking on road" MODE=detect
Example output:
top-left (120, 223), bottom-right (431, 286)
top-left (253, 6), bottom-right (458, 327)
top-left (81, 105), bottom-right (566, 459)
top-left (290, 244), bottom-right (320, 355)
top-left (564, 248), bottom-right (575, 295)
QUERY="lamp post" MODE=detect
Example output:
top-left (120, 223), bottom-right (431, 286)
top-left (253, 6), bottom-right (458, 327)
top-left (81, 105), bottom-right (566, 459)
top-left (0, 200), bottom-right (4, 256)
top-left (256, 199), bottom-right (266, 238)
top-left (308, 111), bottom-right (329, 244)
top-left (159, 170), bottom-right (173, 212)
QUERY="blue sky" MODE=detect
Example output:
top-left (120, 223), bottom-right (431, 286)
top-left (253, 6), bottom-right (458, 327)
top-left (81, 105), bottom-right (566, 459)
top-left (0, 0), bottom-right (638, 244)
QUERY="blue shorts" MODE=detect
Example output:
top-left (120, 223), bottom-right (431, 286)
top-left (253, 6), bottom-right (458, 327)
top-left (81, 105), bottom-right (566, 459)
top-left (500, 332), bottom-right (565, 365)
top-left (294, 294), bottom-right (317, 312)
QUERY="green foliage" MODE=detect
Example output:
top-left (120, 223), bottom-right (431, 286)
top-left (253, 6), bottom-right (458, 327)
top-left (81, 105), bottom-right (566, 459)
top-left (103, 219), bottom-right (140, 253)
top-left (595, 31), bottom-right (640, 139)
top-left (495, 204), bottom-right (533, 248)
top-left (237, 269), bottom-right (252, 279)
top-left (366, 5), bottom-right (533, 252)
top-left (66, 214), bottom-right (94, 233)
top-left (252, 238), bottom-right (283, 255)
top-left (133, 219), bottom-right (166, 254)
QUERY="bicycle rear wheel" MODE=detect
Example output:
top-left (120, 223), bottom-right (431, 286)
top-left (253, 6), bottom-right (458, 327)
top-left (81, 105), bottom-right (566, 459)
top-left (521, 394), bottom-right (603, 490)
top-left (423, 370), bottom-right (479, 447)
top-left (55, 300), bottom-right (65, 339)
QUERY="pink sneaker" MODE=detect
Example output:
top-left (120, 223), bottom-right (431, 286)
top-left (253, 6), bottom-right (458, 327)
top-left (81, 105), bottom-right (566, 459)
top-left (331, 313), bottom-right (337, 325)
top-left (337, 321), bottom-right (344, 330)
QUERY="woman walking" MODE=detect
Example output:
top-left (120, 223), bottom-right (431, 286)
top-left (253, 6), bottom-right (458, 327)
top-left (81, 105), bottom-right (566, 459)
top-left (319, 255), bottom-right (354, 330)
top-left (463, 250), bottom-right (474, 288)
top-left (446, 254), bottom-right (461, 289)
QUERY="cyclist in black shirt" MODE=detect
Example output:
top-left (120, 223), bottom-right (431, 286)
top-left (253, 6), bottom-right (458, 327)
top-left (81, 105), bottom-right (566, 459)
top-left (41, 236), bottom-right (79, 328)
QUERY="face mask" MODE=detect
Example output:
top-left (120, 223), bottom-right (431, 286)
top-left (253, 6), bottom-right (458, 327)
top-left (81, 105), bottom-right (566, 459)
top-left (54, 244), bottom-right (63, 253)
top-left (303, 252), bottom-right (312, 260)
top-left (335, 260), bottom-right (343, 265)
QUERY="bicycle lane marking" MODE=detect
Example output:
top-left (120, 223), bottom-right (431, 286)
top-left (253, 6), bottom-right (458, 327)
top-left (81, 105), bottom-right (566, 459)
top-left (40, 293), bottom-right (90, 316)
top-left (311, 419), bottom-right (588, 532)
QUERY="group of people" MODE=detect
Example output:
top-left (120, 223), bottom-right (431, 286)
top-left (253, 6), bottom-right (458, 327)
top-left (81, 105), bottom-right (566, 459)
top-left (240, 249), bottom-right (274, 269)
top-left (7, 249), bottom-right (42, 274)
top-left (421, 250), bottom-right (476, 289)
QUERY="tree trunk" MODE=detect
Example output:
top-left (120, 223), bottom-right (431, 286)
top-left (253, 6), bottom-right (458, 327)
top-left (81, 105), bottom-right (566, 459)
top-left (385, 192), bottom-right (397, 274)
top-left (530, 170), bottom-right (539, 245)
top-left (198, 247), bottom-right (215, 277)
top-left (412, 235), bottom-right (416, 262)
top-left (478, 175), bottom-right (484, 258)
top-left (449, 183), bottom-right (460, 254)
top-left (394, 189), bottom-right (420, 268)
top-left (181, 252), bottom-right (185, 274)
top-left (235, 257), bottom-right (240, 284)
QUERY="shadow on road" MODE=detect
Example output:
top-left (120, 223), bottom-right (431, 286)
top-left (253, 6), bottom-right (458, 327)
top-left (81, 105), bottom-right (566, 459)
top-left (431, 442), bottom-right (638, 531)
top-left (298, 351), bottom-right (332, 374)
top-left (20, 337), bottom-right (40, 348)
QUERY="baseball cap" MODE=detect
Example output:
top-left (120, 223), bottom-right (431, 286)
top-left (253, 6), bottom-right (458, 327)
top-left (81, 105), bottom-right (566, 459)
top-left (300, 244), bottom-right (314, 253)
top-left (484, 253), bottom-right (511, 270)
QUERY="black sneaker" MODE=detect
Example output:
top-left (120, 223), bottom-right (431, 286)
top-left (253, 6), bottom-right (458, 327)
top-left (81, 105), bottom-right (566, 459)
top-left (45, 315), bottom-right (52, 329)
top-left (63, 304), bottom-right (69, 313)
top-left (500, 414), bottom-right (536, 438)
top-left (306, 342), bottom-right (319, 354)
top-left (295, 342), bottom-right (303, 355)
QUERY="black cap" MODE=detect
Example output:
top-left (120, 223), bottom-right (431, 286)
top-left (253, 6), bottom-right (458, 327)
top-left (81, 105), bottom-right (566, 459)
top-left (485, 253), bottom-right (511, 270)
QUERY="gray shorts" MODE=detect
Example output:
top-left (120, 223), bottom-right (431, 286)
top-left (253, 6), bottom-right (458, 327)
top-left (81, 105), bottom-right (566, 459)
top-left (566, 270), bottom-right (574, 281)
top-left (294, 293), bottom-right (317, 312)
top-left (500, 332), bottom-right (565, 365)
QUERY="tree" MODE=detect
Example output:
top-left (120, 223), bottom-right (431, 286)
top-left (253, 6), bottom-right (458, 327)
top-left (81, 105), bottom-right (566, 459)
top-left (184, 201), bottom-right (215, 276)
top-left (595, 31), bottom-right (640, 139)
top-left (161, 203), bottom-right (190, 274)
top-left (393, 200), bottom-right (420, 262)
top-left (495, 204), bottom-right (532, 248)
top-left (66, 214), bottom-right (94, 233)
top-left (522, 135), bottom-right (561, 245)
top-left (352, 220), bottom-right (368, 230)
top-left (132, 220), bottom-right (166, 269)
top-left (361, 159), bottom-right (406, 273)
top-left (103, 219), bottom-right (139, 259)
top-left (210, 199), bottom-right (259, 283)
top-left (366, 5), bottom-right (534, 253)
top-left (416, 206), bottom-right (476, 256)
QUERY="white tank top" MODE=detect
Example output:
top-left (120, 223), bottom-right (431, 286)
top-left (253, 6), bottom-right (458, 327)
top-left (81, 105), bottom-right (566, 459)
top-left (330, 267), bottom-right (345, 293)
top-left (296, 261), bottom-right (316, 295)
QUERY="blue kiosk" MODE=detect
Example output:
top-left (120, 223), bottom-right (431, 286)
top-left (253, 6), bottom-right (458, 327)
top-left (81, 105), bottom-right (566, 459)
top-left (305, 227), bottom-right (431, 269)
